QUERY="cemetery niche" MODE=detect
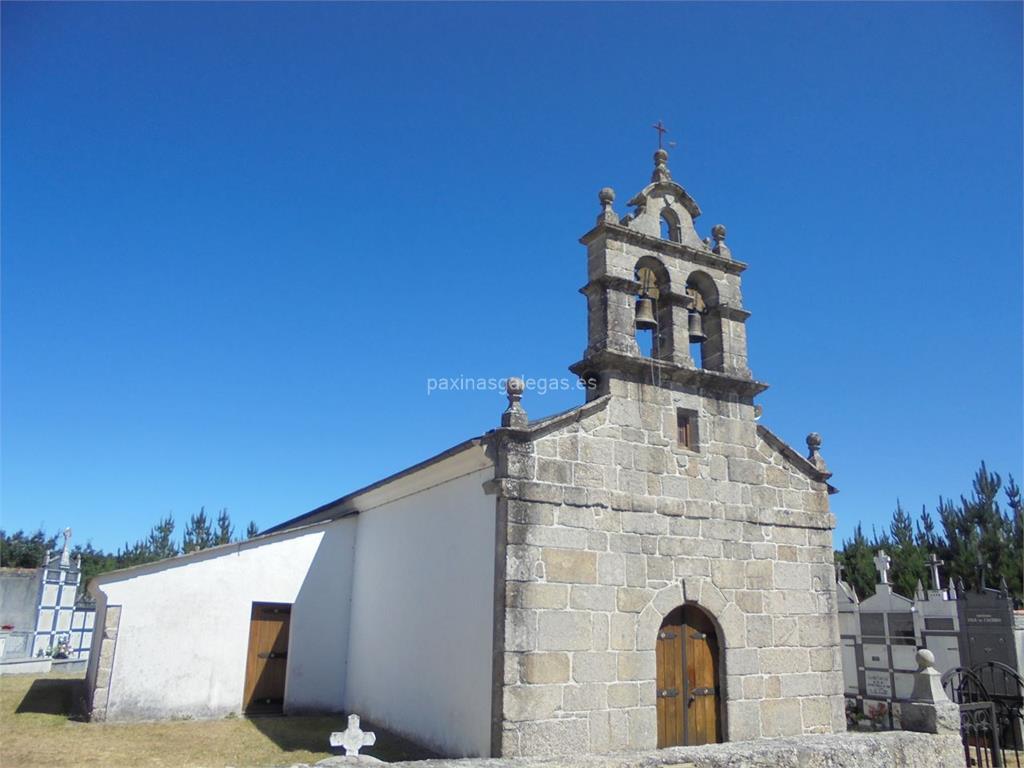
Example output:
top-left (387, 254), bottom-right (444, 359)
top-left (837, 548), bottom-right (1024, 740)
top-left (0, 528), bottom-right (95, 673)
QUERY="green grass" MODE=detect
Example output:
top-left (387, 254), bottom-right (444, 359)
top-left (0, 672), bottom-right (435, 768)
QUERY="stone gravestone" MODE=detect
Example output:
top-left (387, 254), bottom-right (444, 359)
top-left (957, 573), bottom-right (1019, 678)
top-left (329, 714), bottom-right (377, 757)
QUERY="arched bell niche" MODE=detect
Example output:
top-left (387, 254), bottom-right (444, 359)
top-left (633, 256), bottom-right (671, 359)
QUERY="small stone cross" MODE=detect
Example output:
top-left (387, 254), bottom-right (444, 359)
top-left (330, 714), bottom-right (376, 756)
top-left (927, 552), bottom-right (944, 591)
top-left (873, 549), bottom-right (891, 585)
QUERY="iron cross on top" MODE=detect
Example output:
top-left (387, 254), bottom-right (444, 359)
top-left (652, 120), bottom-right (668, 149)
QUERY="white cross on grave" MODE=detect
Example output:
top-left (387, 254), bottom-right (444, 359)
top-left (928, 552), bottom-right (944, 592)
top-left (330, 714), bottom-right (376, 757)
top-left (874, 549), bottom-right (891, 585)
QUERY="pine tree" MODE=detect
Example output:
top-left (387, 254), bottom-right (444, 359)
top-left (889, 501), bottom-right (927, 597)
top-left (839, 524), bottom-right (878, 599)
top-left (183, 508), bottom-right (214, 552)
top-left (117, 538), bottom-right (152, 568)
top-left (915, 505), bottom-right (938, 550)
top-left (1002, 476), bottom-right (1022, 598)
top-left (214, 509), bottom-right (233, 546)
top-left (146, 515), bottom-right (178, 560)
top-left (245, 521), bottom-right (259, 539)
top-left (937, 493), bottom-right (978, 588)
top-left (72, 542), bottom-right (117, 589)
top-left (969, 463), bottom-right (1009, 589)
top-left (0, 529), bottom-right (58, 567)
top-left (834, 462), bottom-right (1023, 604)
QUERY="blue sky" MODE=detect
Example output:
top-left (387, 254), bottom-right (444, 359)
top-left (2, 2), bottom-right (1021, 552)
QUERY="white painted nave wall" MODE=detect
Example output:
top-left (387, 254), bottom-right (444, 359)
top-left (92, 520), bottom-right (356, 720)
top-left (344, 466), bottom-right (497, 758)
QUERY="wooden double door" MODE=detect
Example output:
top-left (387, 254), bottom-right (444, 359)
top-left (656, 605), bottom-right (722, 747)
top-left (243, 602), bottom-right (291, 714)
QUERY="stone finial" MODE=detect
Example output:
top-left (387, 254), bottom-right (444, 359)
top-left (910, 649), bottom-right (951, 703)
top-left (329, 713), bottom-right (377, 756)
top-left (651, 148), bottom-right (672, 183)
top-left (915, 579), bottom-right (926, 601)
top-left (902, 648), bottom-right (960, 735)
top-left (501, 376), bottom-right (528, 429)
top-left (597, 187), bottom-right (619, 225)
top-left (711, 224), bottom-right (732, 259)
top-left (806, 432), bottom-right (828, 472)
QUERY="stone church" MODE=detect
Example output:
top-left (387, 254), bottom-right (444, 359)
top-left (85, 146), bottom-right (845, 758)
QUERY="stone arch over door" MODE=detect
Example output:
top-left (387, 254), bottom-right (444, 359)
top-left (656, 604), bottom-right (723, 748)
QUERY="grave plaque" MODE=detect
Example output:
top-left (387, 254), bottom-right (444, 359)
top-left (865, 669), bottom-right (892, 698)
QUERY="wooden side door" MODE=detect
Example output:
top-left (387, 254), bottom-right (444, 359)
top-left (683, 607), bottom-right (721, 746)
top-left (656, 618), bottom-right (685, 747)
top-left (243, 602), bottom-right (291, 714)
top-left (656, 606), bottom-right (722, 747)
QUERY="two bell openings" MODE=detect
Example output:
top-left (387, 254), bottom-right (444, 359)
top-left (633, 260), bottom-right (716, 371)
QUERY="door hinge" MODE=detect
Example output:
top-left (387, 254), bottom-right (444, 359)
top-left (689, 631), bottom-right (707, 640)
top-left (657, 688), bottom-right (679, 698)
top-left (658, 631), bottom-right (678, 640)
top-left (691, 687), bottom-right (714, 696)
top-left (258, 652), bottom-right (287, 660)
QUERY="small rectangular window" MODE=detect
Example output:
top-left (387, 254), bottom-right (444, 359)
top-left (676, 409), bottom-right (698, 451)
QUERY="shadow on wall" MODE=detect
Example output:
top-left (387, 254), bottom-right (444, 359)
top-left (243, 523), bottom-right (441, 760)
top-left (15, 676), bottom-right (88, 720)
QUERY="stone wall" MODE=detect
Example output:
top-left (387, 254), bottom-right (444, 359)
top-left (326, 732), bottom-right (963, 768)
top-left (494, 380), bottom-right (844, 756)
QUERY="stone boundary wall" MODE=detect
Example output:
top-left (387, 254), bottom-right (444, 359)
top-left (303, 732), bottom-right (964, 768)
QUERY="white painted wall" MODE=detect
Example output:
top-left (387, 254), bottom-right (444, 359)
top-left (93, 519), bottom-right (356, 720)
top-left (344, 467), bottom-right (496, 758)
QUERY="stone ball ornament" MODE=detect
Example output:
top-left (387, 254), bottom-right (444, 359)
top-left (806, 432), bottom-right (823, 450)
top-left (916, 648), bottom-right (936, 670)
top-left (598, 187), bottom-right (615, 205)
top-left (712, 224), bottom-right (727, 240)
top-left (506, 377), bottom-right (525, 398)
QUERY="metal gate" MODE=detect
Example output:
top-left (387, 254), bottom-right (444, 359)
top-left (943, 662), bottom-right (1024, 767)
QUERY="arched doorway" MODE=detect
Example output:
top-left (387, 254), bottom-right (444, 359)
top-left (656, 604), bottom-right (722, 747)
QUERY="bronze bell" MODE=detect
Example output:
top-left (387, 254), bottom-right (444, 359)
top-left (688, 309), bottom-right (706, 343)
top-left (635, 296), bottom-right (657, 330)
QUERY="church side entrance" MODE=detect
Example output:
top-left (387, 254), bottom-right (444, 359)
top-left (243, 602), bottom-right (291, 714)
top-left (656, 605), bottom-right (722, 747)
